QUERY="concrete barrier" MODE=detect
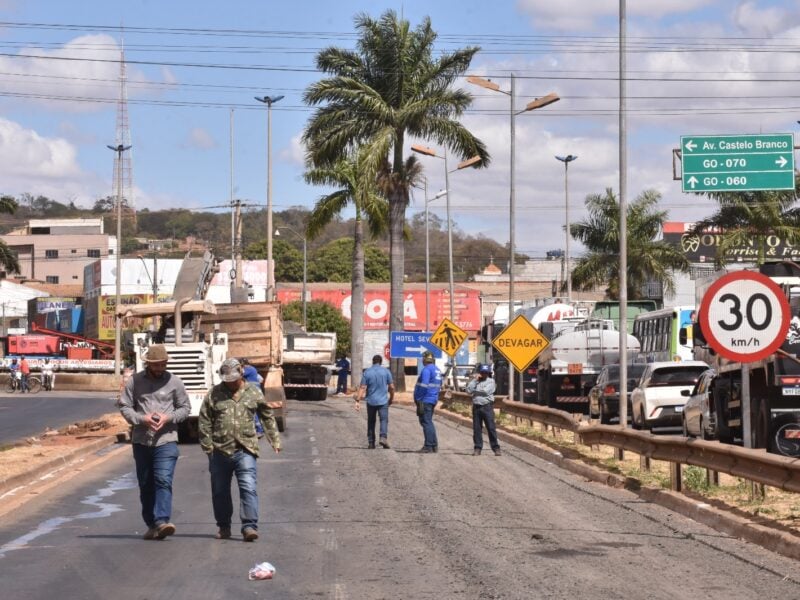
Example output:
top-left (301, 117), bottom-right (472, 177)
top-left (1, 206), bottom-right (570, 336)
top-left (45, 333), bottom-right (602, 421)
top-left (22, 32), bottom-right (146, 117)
top-left (0, 372), bottom-right (121, 392)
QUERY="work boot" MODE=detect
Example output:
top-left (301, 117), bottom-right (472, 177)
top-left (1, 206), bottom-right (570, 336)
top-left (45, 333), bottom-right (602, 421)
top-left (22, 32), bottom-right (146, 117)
top-left (493, 448), bottom-right (502, 456)
top-left (418, 446), bottom-right (434, 454)
top-left (368, 442), bottom-right (376, 449)
top-left (142, 527), bottom-right (158, 540)
top-left (215, 527), bottom-right (231, 540)
top-left (242, 528), bottom-right (259, 542)
top-left (473, 449), bottom-right (482, 456)
top-left (155, 522), bottom-right (176, 540)
top-left (379, 437), bottom-right (390, 449)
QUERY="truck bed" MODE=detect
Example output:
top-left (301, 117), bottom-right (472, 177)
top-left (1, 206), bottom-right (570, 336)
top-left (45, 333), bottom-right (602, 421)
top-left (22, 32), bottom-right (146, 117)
top-left (198, 301), bottom-right (283, 367)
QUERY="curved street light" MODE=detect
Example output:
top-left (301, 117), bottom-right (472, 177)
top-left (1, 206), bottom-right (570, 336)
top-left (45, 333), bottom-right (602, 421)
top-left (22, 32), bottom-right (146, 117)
top-left (555, 155), bottom-right (578, 303)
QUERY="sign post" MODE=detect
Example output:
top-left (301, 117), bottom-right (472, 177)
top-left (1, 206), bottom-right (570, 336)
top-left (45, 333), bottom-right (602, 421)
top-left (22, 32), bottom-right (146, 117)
top-left (698, 270), bottom-right (790, 448)
top-left (681, 133), bottom-right (794, 193)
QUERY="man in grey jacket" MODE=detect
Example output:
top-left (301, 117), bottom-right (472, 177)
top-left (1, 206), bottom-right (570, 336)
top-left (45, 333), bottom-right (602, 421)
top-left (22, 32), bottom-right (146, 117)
top-left (118, 345), bottom-right (191, 540)
top-left (466, 364), bottom-right (501, 456)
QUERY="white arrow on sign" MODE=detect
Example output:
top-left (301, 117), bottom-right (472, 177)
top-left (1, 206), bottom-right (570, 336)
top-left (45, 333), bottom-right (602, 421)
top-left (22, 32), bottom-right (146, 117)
top-left (776, 156), bottom-right (788, 168)
top-left (684, 140), bottom-right (697, 152)
top-left (404, 345), bottom-right (428, 354)
top-left (687, 175), bottom-right (698, 189)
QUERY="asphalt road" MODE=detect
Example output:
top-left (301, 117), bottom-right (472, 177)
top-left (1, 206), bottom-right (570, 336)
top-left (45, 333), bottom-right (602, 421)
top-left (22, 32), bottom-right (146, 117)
top-left (0, 391), bottom-right (119, 444)
top-left (1, 397), bottom-right (799, 599)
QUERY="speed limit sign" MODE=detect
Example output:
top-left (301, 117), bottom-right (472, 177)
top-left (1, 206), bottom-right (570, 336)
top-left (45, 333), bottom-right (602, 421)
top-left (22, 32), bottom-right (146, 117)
top-left (699, 270), bottom-right (790, 362)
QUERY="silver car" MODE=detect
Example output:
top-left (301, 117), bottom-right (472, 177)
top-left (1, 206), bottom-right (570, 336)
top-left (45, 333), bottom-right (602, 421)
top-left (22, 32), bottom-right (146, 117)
top-left (682, 369), bottom-right (717, 440)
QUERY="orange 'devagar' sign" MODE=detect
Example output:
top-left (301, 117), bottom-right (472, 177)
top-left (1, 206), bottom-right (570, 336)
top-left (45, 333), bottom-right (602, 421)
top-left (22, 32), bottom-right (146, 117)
top-left (491, 314), bottom-right (550, 371)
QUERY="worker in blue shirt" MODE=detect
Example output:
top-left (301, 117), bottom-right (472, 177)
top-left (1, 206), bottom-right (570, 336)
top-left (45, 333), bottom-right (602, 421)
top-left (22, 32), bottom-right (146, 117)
top-left (414, 351), bottom-right (442, 453)
top-left (355, 354), bottom-right (394, 449)
top-left (335, 355), bottom-right (350, 395)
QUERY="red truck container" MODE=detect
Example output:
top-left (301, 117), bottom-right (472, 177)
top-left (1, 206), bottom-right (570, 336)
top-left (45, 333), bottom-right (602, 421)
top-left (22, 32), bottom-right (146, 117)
top-left (8, 335), bottom-right (61, 355)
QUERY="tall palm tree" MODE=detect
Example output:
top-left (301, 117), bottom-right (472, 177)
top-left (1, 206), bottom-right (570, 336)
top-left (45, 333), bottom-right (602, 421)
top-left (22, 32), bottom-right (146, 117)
top-left (303, 9), bottom-right (489, 389)
top-left (305, 154), bottom-right (388, 389)
top-left (571, 188), bottom-right (689, 300)
top-left (690, 184), bottom-right (800, 266)
top-left (0, 195), bottom-right (20, 274)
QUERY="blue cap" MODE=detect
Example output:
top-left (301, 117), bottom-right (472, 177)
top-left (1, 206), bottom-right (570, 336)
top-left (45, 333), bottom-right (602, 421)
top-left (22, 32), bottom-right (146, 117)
top-left (478, 364), bottom-right (491, 374)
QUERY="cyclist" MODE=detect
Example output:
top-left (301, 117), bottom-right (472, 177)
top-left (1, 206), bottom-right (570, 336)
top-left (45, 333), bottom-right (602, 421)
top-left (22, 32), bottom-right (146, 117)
top-left (41, 358), bottom-right (55, 391)
top-left (9, 358), bottom-right (19, 391)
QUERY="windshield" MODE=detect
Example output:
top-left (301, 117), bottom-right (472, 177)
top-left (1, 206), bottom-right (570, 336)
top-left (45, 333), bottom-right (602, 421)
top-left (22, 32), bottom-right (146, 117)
top-left (606, 364), bottom-right (646, 380)
top-left (650, 366), bottom-right (707, 387)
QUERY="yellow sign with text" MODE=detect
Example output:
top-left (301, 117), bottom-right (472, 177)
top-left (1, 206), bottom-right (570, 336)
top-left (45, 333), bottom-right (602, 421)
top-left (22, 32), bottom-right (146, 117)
top-left (430, 318), bottom-right (468, 357)
top-left (491, 314), bottom-right (550, 371)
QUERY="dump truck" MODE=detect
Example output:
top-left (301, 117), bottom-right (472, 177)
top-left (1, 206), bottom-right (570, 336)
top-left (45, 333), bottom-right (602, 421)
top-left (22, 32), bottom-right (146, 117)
top-left (281, 326), bottom-right (337, 401)
top-left (197, 301), bottom-right (287, 430)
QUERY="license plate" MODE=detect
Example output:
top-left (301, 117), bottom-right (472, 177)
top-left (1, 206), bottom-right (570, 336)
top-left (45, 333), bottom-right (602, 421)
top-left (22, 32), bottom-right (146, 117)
top-left (674, 406), bottom-right (683, 413)
top-left (783, 388), bottom-right (800, 396)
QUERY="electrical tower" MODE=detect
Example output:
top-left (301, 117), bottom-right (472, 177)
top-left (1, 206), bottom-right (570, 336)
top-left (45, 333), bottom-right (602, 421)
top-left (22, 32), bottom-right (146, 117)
top-left (112, 40), bottom-right (135, 230)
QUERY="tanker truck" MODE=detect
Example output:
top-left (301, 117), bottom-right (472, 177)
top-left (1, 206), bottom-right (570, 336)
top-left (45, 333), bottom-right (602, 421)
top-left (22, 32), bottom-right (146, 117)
top-left (536, 318), bottom-right (641, 414)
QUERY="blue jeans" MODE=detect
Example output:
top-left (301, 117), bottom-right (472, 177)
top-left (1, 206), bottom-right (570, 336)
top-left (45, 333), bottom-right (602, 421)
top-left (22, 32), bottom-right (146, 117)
top-left (472, 403), bottom-right (500, 450)
top-left (20, 373), bottom-right (28, 392)
top-left (366, 403), bottom-right (389, 444)
top-left (132, 442), bottom-right (179, 528)
top-left (208, 449), bottom-right (259, 532)
top-left (418, 402), bottom-right (438, 449)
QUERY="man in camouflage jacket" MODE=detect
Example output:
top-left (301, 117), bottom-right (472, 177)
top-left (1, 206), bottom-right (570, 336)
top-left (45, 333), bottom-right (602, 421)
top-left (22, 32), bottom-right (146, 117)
top-left (199, 358), bottom-right (281, 542)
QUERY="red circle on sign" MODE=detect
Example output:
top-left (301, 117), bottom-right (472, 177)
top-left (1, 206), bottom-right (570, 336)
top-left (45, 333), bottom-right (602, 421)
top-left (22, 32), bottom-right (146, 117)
top-left (698, 270), bottom-right (790, 362)
top-left (384, 343), bottom-right (390, 360)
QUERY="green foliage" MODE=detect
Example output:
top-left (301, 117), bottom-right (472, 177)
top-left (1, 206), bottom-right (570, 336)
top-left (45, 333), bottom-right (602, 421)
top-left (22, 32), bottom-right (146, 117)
top-left (570, 188), bottom-right (689, 299)
top-left (245, 238), bottom-right (304, 282)
top-left (309, 238), bottom-right (389, 282)
top-left (282, 300), bottom-right (351, 356)
top-left (683, 465), bottom-right (712, 493)
top-left (121, 237), bottom-right (146, 255)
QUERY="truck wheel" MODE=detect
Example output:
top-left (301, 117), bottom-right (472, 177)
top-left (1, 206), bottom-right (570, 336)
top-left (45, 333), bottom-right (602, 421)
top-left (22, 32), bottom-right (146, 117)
top-left (599, 402), bottom-right (612, 425)
top-left (754, 399), bottom-right (770, 450)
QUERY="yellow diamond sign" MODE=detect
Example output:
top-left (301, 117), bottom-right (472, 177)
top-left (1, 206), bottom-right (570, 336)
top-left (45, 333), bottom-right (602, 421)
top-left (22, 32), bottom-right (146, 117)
top-left (430, 318), bottom-right (468, 357)
top-left (492, 314), bottom-right (550, 371)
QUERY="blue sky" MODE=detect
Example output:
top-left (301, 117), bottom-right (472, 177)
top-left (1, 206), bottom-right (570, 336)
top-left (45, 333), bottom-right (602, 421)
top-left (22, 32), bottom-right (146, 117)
top-left (1, 1), bottom-right (800, 258)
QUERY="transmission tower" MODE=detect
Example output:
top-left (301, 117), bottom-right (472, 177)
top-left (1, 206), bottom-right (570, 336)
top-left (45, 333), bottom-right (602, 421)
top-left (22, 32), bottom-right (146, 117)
top-left (112, 39), bottom-right (135, 230)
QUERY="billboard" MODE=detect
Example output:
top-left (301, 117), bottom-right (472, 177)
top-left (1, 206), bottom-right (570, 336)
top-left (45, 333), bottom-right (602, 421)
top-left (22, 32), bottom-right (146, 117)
top-left (28, 296), bottom-right (81, 333)
top-left (276, 287), bottom-right (482, 332)
top-left (664, 221), bottom-right (800, 263)
top-left (85, 294), bottom-right (161, 340)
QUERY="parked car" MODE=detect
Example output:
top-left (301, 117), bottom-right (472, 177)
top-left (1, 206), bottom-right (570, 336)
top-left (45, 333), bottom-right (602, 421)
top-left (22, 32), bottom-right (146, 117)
top-left (631, 361), bottom-right (709, 430)
top-left (682, 369), bottom-right (717, 440)
top-left (588, 363), bottom-right (647, 424)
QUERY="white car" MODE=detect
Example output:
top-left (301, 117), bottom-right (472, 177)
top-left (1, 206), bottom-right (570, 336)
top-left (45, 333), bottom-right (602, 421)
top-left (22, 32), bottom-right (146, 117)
top-left (631, 361), bottom-right (709, 430)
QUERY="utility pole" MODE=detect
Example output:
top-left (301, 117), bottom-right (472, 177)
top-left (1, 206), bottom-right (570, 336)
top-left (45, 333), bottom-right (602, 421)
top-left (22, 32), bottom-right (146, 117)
top-left (107, 143), bottom-right (131, 377)
top-left (234, 199), bottom-right (243, 289)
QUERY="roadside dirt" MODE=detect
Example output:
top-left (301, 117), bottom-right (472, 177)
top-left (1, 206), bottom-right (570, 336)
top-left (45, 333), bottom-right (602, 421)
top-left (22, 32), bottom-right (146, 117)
top-left (440, 401), bottom-right (800, 537)
top-left (0, 413), bottom-right (128, 482)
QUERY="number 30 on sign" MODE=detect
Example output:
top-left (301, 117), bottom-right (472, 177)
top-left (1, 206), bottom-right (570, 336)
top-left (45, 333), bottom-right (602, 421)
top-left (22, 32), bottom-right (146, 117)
top-left (698, 270), bottom-right (790, 362)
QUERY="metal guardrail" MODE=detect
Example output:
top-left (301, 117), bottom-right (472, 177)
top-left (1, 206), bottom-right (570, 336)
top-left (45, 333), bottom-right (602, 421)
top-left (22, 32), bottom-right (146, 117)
top-left (441, 391), bottom-right (800, 494)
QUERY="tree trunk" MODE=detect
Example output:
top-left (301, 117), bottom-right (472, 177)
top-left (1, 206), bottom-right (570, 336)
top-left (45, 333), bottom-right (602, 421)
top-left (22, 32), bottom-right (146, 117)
top-left (350, 219), bottom-right (365, 393)
top-left (389, 186), bottom-right (407, 391)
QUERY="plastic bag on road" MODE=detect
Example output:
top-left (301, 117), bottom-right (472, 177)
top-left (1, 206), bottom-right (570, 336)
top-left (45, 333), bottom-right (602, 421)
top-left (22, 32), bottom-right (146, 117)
top-left (248, 562), bottom-right (276, 580)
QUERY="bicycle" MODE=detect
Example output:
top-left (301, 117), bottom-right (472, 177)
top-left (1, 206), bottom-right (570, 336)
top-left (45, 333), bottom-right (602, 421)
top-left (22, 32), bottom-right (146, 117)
top-left (5, 373), bottom-right (42, 394)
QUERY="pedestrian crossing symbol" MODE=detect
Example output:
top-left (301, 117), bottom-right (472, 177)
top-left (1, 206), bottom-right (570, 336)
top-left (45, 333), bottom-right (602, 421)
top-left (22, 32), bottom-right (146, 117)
top-left (430, 318), bottom-right (468, 357)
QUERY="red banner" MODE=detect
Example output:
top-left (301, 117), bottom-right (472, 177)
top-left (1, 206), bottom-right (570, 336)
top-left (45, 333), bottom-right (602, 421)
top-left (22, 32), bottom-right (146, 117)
top-left (276, 288), bottom-right (481, 332)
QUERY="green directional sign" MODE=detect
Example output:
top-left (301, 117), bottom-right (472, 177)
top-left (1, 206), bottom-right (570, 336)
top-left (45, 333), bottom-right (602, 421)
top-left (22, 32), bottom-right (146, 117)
top-left (681, 133), bottom-right (795, 193)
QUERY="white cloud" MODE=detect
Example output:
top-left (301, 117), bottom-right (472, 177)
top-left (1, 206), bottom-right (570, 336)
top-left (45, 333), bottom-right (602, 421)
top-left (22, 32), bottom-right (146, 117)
top-left (184, 127), bottom-right (217, 150)
top-left (516, 0), bottom-right (716, 30)
top-left (280, 132), bottom-right (306, 165)
top-left (0, 117), bottom-right (99, 201)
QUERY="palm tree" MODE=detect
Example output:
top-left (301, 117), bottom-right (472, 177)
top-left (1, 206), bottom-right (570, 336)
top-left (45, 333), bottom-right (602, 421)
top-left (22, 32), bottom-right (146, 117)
top-left (305, 154), bottom-right (389, 389)
top-left (0, 195), bottom-right (20, 274)
top-left (303, 9), bottom-right (489, 389)
top-left (571, 188), bottom-right (689, 300)
top-left (690, 184), bottom-right (800, 266)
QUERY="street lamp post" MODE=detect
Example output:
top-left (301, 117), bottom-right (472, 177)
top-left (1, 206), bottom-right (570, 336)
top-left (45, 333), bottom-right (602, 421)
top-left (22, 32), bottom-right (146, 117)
top-left (424, 185), bottom-right (448, 332)
top-left (555, 155), bottom-right (578, 304)
top-left (411, 144), bottom-right (480, 389)
top-left (467, 75), bottom-right (559, 402)
top-left (107, 143), bottom-right (131, 377)
top-left (275, 227), bottom-right (307, 330)
top-left (255, 95), bottom-right (284, 302)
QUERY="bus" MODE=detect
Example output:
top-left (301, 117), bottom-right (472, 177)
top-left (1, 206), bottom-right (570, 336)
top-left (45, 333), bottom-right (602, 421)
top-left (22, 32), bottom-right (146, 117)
top-left (590, 300), bottom-right (658, 334)
top-left (632, 305), bottom-right (695, 362)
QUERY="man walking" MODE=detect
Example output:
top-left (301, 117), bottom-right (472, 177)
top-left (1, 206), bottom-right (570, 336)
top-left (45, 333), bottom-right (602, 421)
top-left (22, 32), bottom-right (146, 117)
top-left (414, 351), bottom-right (442, 453)
top-left (354, 354), bottom-right (394, 449)
top-left (466, 364), bottom-right (501, 456)
top-left (118, 344), bottom-right (191, 540)
top-left (335, 355), bottom-right (350, 395)
top-left (199, 358), bottom-right (281, 542)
